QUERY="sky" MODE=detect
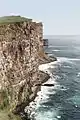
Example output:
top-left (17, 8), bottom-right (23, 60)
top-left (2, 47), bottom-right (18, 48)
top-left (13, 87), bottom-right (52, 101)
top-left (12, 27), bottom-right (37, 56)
top-left (0, 0), bottom-right (80, 35)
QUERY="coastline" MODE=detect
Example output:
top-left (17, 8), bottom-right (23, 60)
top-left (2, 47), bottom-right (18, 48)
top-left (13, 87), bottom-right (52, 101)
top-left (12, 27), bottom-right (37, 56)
top-left (23, 57), bottom-right (57, 119)
top-left (0, 15), bottom-right (57, 120)
top-left (0, 56), bottom-right (57, 120)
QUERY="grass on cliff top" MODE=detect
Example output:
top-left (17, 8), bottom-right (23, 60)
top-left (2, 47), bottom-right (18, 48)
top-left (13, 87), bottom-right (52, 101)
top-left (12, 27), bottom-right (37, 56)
top-left (0, 16), bottom-right (32, 25)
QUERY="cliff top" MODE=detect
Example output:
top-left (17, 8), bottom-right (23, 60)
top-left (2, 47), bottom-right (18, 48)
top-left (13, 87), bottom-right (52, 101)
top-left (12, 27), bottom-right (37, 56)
top-left (0, 16), bottom-right (32, 25)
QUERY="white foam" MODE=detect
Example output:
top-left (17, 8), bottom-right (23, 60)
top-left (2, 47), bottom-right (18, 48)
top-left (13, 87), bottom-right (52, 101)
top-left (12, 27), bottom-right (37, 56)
top-left (48, 45), bottom-right (67, 48)
top-left (52, 50), bottom-right (60, 52)
top-left (69, 58), bottom-right (80, 61)
top-left (35, 109), bottom-right (59, 120)
top-left (48, 45), bottom-right (54, 48)
top-left (57, 57), bottom-right (80, 63)
top-left (75, 105), bottom-right (78, 108)
top-left (57, 57), bottom-right (73, 64)
top-left (63, 65), bottom-right (71, 68)
top-left (39, 62), bottom-right (55, 71)
top-left (48, 54), bottom-right (53, 56)
top-left (57, 116), bottom-right (61, 119)
top-left (77, 72), bottom-right (80, 77)
top-left (39, 61), bottom-right (58, 73)
top-left (44, 78), bottom-right (57, 84)
top-left (25, 61), bottom-right (60, 119)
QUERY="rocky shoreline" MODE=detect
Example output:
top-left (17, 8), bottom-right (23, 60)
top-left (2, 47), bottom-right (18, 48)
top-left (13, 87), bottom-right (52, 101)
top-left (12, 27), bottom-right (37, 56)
top-left (0, 16), bottom-right (57, 120)
top-left (17, 71), bottom-right (50, 120)
top-left (0, 55), bottom-right (57, 120)
top-left (18, 56), bottom-right (57, 120)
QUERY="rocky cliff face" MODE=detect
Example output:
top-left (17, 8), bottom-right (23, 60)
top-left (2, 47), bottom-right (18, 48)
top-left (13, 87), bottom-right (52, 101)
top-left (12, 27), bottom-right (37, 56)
top-left (0, 16), bottom-right (44, 113)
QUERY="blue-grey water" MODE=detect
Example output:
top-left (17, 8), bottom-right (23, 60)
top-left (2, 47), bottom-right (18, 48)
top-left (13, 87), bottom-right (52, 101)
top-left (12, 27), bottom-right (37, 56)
top-left (33, 38), bottom-right (80, 120)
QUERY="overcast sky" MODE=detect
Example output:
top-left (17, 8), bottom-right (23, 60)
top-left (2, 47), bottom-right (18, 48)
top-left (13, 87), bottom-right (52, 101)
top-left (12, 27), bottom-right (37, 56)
top-left (0, 0), bottom-right (80, 35)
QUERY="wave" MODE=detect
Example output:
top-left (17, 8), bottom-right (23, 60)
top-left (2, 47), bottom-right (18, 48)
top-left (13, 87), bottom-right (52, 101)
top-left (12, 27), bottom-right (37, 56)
top-left (52, 50), bottom-right (60, 52)
top-left (48, 45), bottom-right (69, 48)
top-left (57, 57), bottom-right (80, 63)
top-left (69, 58), bottom-right (80, 61)
top-left (25, 62), bottom-right (59, 119)
top-left (48, 54), bottom-right (53, 56)
top-left (77, 72), bottom-right (80, 77)
top-left (39, 61), bottom-right (58, 72)
top-left (27, 59), bottom-right (72, 119)
top-left (63, 65), bottom-right (71, 68)
top-left (35, 109), bottom-right (59, 120)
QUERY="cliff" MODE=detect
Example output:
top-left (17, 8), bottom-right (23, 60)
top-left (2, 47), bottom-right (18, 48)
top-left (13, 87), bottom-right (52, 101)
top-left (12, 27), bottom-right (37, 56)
top-left (0, 16), bottom-right (56, 120)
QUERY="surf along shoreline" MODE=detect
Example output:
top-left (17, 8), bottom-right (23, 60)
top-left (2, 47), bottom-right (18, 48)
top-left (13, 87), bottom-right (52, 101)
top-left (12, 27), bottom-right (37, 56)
top-left (22, 56), bottom-right (57, 120)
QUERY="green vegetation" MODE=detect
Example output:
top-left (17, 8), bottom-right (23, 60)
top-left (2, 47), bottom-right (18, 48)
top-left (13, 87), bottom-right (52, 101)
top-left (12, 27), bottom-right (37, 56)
top-left (0, 16), bottom-right (32, 25)
top-left (0, 90), bottom-right (9, 110)
top-left (0, 109), bottom-right (21, 120)
top-left (0, 89), bottom-right (21, 120)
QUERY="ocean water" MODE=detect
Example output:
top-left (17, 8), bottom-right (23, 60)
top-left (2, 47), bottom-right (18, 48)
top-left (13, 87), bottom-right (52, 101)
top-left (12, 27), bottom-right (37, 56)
top-left (32, 38), bottom-right (80, 120)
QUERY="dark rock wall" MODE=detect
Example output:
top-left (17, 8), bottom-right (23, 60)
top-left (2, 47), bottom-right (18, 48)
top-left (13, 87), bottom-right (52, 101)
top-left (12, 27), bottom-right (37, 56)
top-left (0, 21), bottom-right (43, 111)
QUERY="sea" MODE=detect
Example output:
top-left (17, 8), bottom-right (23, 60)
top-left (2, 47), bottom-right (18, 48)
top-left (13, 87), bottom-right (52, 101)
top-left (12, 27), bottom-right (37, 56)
top-left (29, 36), bottom-right (80, 120)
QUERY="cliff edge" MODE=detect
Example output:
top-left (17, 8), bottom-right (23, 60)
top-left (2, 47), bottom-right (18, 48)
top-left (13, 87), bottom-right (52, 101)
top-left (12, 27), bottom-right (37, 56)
top-left (0, 16), bottom-right (56, 120)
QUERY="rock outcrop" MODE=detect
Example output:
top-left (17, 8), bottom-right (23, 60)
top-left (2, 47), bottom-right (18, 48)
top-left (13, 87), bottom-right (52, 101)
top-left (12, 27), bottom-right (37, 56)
top-left (0, 16), bottom-right (44, 112)
top-left (0, 16), bottom-right (56, 119)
